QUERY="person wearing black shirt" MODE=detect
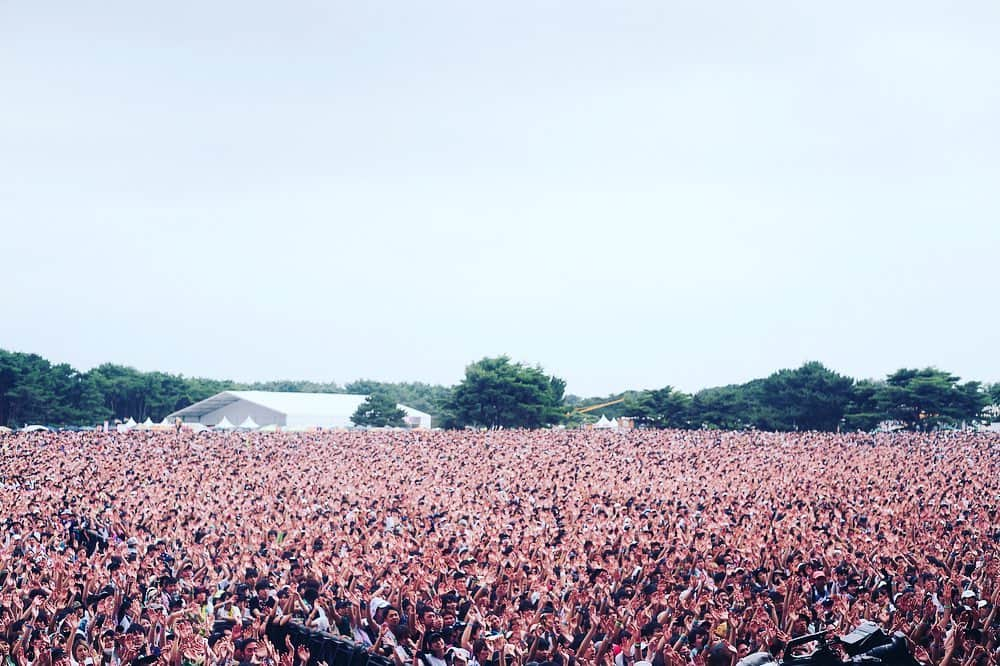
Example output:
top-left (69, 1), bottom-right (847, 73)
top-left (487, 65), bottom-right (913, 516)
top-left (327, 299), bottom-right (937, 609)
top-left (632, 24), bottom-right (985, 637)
top-left (249, 582), bottom-right (276, 618)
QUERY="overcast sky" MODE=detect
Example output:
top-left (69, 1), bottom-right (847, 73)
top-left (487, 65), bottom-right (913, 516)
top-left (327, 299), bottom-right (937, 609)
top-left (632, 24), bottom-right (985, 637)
top-left (2, 1), bottom-right (998, 397)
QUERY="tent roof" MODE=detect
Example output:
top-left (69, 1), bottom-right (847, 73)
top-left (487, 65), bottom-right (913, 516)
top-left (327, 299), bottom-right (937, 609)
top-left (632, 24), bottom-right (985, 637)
top-left (168, 391), bottom-right (431, 422)
top-left (238, 416), bottom-right (259, 429)
top-left (215, 416), bottom-right (236, 429)
top-left (594, 415), bottom-right (619, 429)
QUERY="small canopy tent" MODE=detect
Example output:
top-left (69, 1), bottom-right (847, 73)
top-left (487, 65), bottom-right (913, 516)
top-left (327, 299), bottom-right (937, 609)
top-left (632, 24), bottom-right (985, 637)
top-left (214, 416), bottom-right (236, 430)
top-left (238, 416), bottom-right (259, 430)
top-left (147, 416), bottom-right (173, 431)
top-left (593, 415), bottom-right (615, 429)
top-left (22, 425), bottom-right (50, 432)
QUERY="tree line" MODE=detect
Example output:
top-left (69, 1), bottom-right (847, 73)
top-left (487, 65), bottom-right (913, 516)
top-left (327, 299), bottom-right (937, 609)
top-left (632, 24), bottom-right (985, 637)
top-left (0, 348), bottom-right (996, 431)
top-left (623, 362), bottom-right (994, 432)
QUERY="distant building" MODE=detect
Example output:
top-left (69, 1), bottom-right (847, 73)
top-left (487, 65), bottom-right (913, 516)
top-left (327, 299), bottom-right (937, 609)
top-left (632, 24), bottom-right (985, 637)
top-left (166, 390), bottom-right (431, 429)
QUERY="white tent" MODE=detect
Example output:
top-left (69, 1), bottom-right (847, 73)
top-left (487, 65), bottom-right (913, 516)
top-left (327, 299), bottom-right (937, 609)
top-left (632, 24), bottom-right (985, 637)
top-left (238, 416), bottom-right (259, 430)
top-left (0, 426), bottom-right (13, 434)
top-left (123, 417), bottom-right (137, 428)
top-left (159, 417), bottom-right (172, 426)
top-left (167, 391), bottom-right (432, 429)
top-left (258, 424), bottom-right (280, 433)
top-left (22, 424), bottom-right (50, 432)
top-left (137, 417), bottom-right (155, 430)
top-left (187, 423), bottom-right (209, 433)
top-left (594, 415), bottom-right (614, 429)
top-left (215, 416), bottom-right (236, 430)
top-left (608, 418), bottom-right (620, 430)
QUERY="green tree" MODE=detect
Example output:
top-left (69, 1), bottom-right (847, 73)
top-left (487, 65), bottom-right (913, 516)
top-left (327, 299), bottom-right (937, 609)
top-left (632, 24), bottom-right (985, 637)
top-left (688, 384), bottom-right (756, 430)
top-left (351, 392), bottom-right (406, 427)
top-left (569, 393), bottom-right (637, 419)
top-left (1, 352), bottom-right (56, 426)
top-left (986, 384), bottom-right (1000, 423)
top-left (90, 364), bottom-right (148, 420)
top-left (141, 372), bottom-right (196, 421)
top-left (47, 364), bottom-right (110, 425)
top-left (90, 364), bottom-right (237, 422)
top-left (563, 392), bottom-right (639, 427)
top-left (238, 380), bottom-right (342, 393)
top-left (185, 376), bottom-right (238, 404)
top-left (0, 350), bottom-right (20, 426)
top-left (0, 351), bottom-right (109, 426)
top-left (344, 379), bottom-right (453, 420)
top-left (755, 362), bottom-right (855, 431)
top-left (631, 387), bottom-right (692, 428)
top-left (843, 379), bottom-right (883, 431)
top-left (875, 368), bottom-right (988, 430)
top-left (988, 383), bottom-right (1000, 408)
top-left (448, 356), bottom-right (565, 429)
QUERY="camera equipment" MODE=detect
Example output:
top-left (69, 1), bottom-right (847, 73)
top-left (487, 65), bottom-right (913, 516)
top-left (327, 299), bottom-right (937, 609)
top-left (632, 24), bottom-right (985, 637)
top-left (735, 621), bottom-right (922, 666)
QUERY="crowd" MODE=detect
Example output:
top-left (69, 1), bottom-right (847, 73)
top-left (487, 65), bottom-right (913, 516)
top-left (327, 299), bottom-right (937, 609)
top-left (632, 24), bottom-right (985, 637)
top-left (0, 429), bottom-right (997, 666)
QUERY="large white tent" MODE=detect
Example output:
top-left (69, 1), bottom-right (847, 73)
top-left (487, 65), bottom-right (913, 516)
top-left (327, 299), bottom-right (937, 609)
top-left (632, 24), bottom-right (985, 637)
top-left (167, 391), bottom-right (432, 429)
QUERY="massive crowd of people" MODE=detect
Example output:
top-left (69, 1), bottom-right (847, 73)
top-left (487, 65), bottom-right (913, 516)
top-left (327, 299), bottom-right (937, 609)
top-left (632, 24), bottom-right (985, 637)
top-left (0, 429), bottom-right (996, 666)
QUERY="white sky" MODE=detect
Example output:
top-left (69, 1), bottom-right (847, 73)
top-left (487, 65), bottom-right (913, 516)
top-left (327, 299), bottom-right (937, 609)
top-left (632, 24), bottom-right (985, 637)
top-left (2, 1), bottom-right (998, 397)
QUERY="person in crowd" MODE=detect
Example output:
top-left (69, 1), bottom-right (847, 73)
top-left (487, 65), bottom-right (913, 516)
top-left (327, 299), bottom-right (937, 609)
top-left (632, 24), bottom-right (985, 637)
top-left (0, 429), bottom-right (996, 666)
